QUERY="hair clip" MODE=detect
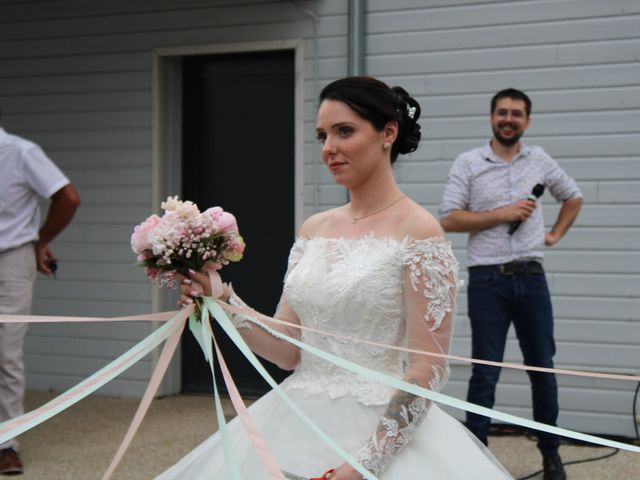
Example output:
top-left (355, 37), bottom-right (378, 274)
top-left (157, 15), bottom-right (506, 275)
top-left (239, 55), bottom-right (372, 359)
top-left (407, 105), bottom-right (416, 119)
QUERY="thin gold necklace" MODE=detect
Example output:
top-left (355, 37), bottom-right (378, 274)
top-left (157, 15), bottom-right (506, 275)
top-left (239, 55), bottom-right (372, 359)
top-left (348, 195), bottom-right (407, 224)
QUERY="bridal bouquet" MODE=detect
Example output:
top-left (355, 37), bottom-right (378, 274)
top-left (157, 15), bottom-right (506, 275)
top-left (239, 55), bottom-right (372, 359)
top-left (131, 196), bottom-right (245, 291)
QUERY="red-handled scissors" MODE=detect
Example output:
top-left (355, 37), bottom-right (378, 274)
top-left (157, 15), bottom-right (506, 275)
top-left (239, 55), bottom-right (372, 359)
top-left (283, 469), bottom-right (335, 480)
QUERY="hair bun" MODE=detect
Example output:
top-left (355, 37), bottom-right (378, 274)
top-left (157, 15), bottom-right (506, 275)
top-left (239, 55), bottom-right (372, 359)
top-left (392, 86), bottom-right (421, 155)
top-left (319, 76), bottom-right (423, 163)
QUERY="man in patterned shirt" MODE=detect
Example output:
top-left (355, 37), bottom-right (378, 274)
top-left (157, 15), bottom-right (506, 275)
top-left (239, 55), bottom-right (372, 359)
top-left (439, 88), bottom-right (583, 480)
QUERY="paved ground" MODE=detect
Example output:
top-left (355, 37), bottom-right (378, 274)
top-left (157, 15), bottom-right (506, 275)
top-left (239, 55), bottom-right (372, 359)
top-left (12, 390), bottom-right (640, 479)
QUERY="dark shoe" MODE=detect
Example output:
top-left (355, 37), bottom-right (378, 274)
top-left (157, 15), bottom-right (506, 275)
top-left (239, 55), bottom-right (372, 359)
top-left (0, 448), bottom-right (23, 476)
top-left (543, 453), bottom-right (566, 480)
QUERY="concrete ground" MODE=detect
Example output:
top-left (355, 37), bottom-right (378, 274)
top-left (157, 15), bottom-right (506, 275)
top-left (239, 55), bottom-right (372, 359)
top-left (11, 390), bottom-right (640, 479)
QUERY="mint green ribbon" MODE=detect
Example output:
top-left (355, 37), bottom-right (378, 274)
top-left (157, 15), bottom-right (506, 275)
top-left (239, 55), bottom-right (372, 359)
top-left (189, 304), bottom-right (242, 479)
top-left (203, 298), bottom-right (378, 480)
top-left (207, 298), bottom-right (640, 455)
top-left (0, 313), bottom-right (186, 445)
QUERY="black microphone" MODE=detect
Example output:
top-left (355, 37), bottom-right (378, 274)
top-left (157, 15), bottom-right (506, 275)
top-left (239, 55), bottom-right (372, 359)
top-left (508, 183), bottom-right (545, 235)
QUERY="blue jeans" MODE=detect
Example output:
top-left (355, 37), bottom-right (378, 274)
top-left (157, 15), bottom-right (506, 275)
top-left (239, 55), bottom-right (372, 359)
top-left (465, 267), bottom-right (560, 455)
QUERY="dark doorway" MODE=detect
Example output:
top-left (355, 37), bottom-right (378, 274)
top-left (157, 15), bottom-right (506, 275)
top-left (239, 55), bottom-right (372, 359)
top-left (181, 50), bottom-right (295, 395)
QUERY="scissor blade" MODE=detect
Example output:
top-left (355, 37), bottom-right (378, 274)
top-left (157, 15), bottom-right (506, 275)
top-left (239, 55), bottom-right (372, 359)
top-left (282, 471), bottom-right (308, 480)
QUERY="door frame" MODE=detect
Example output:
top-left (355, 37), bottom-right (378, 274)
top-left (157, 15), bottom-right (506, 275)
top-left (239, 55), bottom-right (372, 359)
top-left (150, 40), bottom-right (305, 395)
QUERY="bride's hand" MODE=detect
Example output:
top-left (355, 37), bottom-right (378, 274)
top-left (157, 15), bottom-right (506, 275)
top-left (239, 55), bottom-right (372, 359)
top-left (176, 270), bottom-right (209, 306)
top-left (176, 264), bottom-right (231, 306)
top-left (329, 464), bottom-right (362, 480)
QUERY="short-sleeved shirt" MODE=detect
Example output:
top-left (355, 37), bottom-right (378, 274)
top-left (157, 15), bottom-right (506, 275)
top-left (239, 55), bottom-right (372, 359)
top-left (438, 142), bottom-right (582, 267)
top-left (0, 127), bottom-right (69, 251)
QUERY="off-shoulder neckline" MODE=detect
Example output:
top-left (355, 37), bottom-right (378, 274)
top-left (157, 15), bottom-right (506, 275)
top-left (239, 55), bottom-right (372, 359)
top-left (293, 234), bottom-right (449, 246)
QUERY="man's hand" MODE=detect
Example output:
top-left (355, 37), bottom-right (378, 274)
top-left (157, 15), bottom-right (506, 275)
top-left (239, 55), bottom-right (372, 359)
top-left (500, 199), bottom-right (537, 223)
top-left (35, 242), bottom-right (57, 276)
top-left (545, 196), bottom-right (583, 247)
top-left (35, 183), bottom-right (80, 276)
top-left (545, 231), bottom-right (561, 247)
top-left (442, 199), bottom-right (537, 234)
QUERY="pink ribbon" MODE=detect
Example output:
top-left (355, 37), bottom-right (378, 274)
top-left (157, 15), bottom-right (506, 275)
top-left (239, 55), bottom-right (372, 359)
top-left (213, 333), bottom-right (286, 479)
top-left (3, 304), bottom-right (637, 383)
top-left (219, 302), bottom-right (640, 382)
top-left (101, 310), bottom-right (189, 480)
top-left (208, 270), bottom-right (224, 299)
top-left (2, 300), bottom-right (637, 480)
top-left (0, 311), bottom-right (177, 323)
top-left (0, 307), bottom-right (191, 439)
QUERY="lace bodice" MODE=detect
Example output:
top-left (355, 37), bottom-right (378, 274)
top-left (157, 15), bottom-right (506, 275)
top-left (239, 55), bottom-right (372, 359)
top-left (281, 235), bottom-right (459, 406)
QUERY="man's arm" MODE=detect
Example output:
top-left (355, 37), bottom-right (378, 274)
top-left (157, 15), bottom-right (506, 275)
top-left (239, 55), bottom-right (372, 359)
top-left (544, 196), bottom-right (583, 247)
top-left (36, 184), bottom-right (81, 275)
top-left (441, 199), bottom-right (537, 234)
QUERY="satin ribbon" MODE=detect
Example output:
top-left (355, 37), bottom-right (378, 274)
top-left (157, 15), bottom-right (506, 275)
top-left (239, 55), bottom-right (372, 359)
top-left (0, 308), bottom-right (191, 446)
top-left (205, 298), bottom-right (379, 480)
top-left (1, 300), bottom-right (638, 480)
top-left (101, 309), bottom-right (189, 480)
top-left (0, 311), bottom-right (177, 323)
top-left (211, 299), bottom-right (640, 455)
top-left (191, 303), bottom-right (242, 479)
top-left (219, 303), bottom-right (640, 382)
top-left (213, 327), bottom-right (286, 479)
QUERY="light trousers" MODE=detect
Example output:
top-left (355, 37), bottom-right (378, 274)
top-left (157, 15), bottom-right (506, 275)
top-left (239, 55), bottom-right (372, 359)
top-left (0, 243), bottom-right (36, 450)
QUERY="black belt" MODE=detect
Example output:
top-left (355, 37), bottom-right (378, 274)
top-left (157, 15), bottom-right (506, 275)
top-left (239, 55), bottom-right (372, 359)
top-left (469, 261), bottom-right (544, 275)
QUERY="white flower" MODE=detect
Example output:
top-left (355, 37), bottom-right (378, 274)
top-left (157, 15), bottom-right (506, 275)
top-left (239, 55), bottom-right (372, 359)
top-left (160, 195), bottom-right (180, 212)
top-left (161, 196), bottom-right (200, 220)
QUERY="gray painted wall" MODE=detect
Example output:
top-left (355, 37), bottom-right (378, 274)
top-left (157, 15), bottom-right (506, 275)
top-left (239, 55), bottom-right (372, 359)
top-left (0, 0), bottom-right (343, 396)
top-left (0, 0), bottom-right (637, 437)
top-left (361, 0), bottom-right (640, 437)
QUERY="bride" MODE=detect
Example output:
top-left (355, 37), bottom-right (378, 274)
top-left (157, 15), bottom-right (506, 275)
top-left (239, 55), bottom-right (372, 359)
top-left (158, 76), bottom-right (513, 479)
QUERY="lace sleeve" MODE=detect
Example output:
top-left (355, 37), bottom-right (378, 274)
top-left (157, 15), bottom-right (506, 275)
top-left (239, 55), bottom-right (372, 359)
top-left (356, 237), bottom-right (459, 476)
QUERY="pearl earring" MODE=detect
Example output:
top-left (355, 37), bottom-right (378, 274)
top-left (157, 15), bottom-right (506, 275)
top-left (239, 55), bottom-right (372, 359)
top-left (383, 142), bottom-right (391, 151)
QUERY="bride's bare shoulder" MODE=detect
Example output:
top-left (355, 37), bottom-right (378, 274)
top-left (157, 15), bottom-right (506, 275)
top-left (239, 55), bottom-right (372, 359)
top-left (400, 199), bottom-right (444, 240)
top-left (298, 206), bottom-right (345, 238)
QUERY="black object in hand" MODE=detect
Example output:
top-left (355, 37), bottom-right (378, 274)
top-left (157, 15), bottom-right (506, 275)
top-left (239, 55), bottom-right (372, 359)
top-left (48, 260), bottom-right (58, 279)
top-left (508, 183), bottom-right (545, 235)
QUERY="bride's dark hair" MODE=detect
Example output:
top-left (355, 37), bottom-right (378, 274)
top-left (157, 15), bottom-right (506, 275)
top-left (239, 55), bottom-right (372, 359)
top-left (318, 76), bottom-right (422, 163)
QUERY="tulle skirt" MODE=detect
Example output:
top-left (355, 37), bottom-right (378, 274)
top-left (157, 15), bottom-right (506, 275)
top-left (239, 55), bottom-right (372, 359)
top-left (155, 384), bottom-right (513, 479)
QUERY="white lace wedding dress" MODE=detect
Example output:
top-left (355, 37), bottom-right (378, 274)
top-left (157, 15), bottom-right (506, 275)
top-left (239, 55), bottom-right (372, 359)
top-left (156, 236), bottom-right (512, 479)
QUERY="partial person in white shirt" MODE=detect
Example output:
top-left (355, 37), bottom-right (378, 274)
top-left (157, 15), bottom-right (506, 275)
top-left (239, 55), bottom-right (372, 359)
top-left (0, 117), bottom-right (80, 475)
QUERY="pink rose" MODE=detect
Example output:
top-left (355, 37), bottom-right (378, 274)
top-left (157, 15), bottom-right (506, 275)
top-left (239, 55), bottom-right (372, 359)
top-left (203, 207), bottom-right (223, 220)
top-left (131, 214), bottom-right (162, 254)
top-left (218, 212), bottom-right (238, 233)
top-left (203, 207), bottom-right (237, 233)
top-left (203, 207), bottom-right (223, 233)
